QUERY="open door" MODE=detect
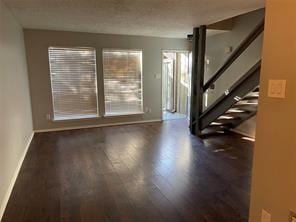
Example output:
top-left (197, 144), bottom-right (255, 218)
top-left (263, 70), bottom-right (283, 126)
top-left (162, 51), bottom-right (191, 121)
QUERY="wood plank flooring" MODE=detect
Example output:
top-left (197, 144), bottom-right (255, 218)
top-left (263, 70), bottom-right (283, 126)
top-left (2, 120), bottom-right (254, 222)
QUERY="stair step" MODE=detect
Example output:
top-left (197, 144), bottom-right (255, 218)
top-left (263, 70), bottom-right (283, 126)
top-left (217, 115), bottom-right (240, 120)
top-left (235, 101), bottom-right (258, 106)
top-left (214, 119), bottom-right (241, 126)
top-left (233, 98), bottom-right (258, 106)
top-left (223, 112), bottom-right (252, 118)
top-left (232, 105), bottom-right (258, 111)
top-left (226, 108), bottom-right (247, 114)
top-left (239, 100), bottom-right (258, 105)
top-left (210, 122), bottom-right (223, 126)
top-left (244, 92), bottom-right (259, 98)
top-left (209, 121), bottom-right (234, 128)
top-left (242, 97), bottom-right (259, 101)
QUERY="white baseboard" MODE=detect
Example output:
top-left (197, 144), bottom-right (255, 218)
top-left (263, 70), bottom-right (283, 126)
top-left (231, 129), bottom-right (255, 139)
top-left (0, 132), bottom-right (34, 221)
top-left (34, 119), bottom-right (162, 133)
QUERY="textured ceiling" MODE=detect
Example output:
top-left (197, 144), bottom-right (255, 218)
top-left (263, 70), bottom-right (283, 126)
top-left (3, 0), bottom-right (264, 38)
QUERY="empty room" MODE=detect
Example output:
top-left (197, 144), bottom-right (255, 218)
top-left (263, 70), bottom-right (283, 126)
top-left (1, 0), bottom-right (296, 222)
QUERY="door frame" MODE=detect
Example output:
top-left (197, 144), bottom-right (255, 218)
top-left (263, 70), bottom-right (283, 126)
top-left (162, 57), bottom-right (176, 112)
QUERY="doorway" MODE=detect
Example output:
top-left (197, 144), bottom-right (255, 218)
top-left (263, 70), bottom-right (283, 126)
top-left (162, 50), bottom-right (191, 121)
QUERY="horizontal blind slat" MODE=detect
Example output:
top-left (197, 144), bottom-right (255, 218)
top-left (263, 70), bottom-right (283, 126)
top-left (49, 47), bottom-right (99, 120)
top-left (103, 49), bottom-right (143, 115)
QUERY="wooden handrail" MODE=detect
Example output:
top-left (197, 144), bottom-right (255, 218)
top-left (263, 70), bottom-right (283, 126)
top-left (203, 20), bottom-right (264, 91)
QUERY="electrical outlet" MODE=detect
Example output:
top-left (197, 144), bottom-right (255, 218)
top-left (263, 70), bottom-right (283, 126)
top-left (46, 114), bottom-right (51, 120)
top-left (261, 209), bottom-right (271, 222)
top-left (289, 211), bottom-right (296, 222)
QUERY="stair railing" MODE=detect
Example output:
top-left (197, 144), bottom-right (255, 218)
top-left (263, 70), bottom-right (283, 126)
top-left (189, 19), bottom-right (265, 136)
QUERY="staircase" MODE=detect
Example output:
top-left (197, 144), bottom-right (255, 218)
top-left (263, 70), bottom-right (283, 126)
top-left (189, 20), bottom-right (264, 136)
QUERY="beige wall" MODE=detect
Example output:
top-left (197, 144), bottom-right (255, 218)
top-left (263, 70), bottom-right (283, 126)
top-left (0, 0), bottom-right (33, 219)
top-left (249, 1), bottom-right (296, 221)
top-left (24, 29), bottom-right (190, 131)
top-left (205, 9), bottom-right (264, 138)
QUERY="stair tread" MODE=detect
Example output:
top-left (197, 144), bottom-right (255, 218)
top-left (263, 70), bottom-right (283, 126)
top-left (240, 99), bottom-right (259, 103)
top-left (222, 112), bottom-right (253, 117)
top-left (232, 105), bottom-right (257, 111)
top-left (207, 124), bottom-right (232, 129)
top-left (246, 91), bottom-right (259, 96)
top-left (244, 93), bottom-right (259, 98)
top-left (233, 103), bottom-right (258, 107)
top-left (237, 102), bottom-right (258, 106)
top-left (226, 108), bottom-right (248, 113)
top-left (209, 121), bottom-right (234, 127)
top-left (215, 118), bottom-right (241, 123)
top-left (217, 115), bottom-right (241, 120)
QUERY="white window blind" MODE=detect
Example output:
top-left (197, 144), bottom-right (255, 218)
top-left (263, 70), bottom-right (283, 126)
top-left (48, 47), bottom-right (99, 121)
top-left (103, 49), bottom-right (143, 116)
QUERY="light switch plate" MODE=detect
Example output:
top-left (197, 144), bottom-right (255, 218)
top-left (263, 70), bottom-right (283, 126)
top-left (268, 79), bottom-right (286, 98)
top-left (261, 209), bottom-right (271, 222)
top-left (154, 74), bottom-right (161, 80)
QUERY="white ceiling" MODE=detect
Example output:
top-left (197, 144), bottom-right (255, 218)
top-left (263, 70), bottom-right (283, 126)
top-left (3, 0), bottom-right (264, 38)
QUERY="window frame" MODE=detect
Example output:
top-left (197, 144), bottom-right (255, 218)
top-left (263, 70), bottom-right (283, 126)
top-left (102, 48), bottom-right (144, 117)
top-left (48, 46), bottom-right (100, 121)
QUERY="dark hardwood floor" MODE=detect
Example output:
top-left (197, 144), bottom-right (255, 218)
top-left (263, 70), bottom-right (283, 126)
top-left (2, 120), bottom-right (254, 222)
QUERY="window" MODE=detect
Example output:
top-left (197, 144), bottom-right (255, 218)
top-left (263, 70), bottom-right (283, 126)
top-left (103, 49), bottom-right (143, 116)
top-left (48, 47), bottom-right (99, 121)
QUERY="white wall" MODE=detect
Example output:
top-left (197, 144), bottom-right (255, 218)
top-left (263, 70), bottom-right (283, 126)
top-left (205, 9), bottom-right (264, 138)
top-left (0, 0), bottom-right (33, 219)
